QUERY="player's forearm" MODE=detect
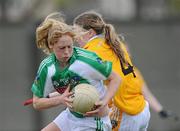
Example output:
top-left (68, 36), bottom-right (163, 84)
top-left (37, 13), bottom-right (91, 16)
top-left (142, 84), bottom-right (163, 112)
top-left (104, 71), bottom-right (121, 105)
top-left (33, 94), bottom-right (62, 110)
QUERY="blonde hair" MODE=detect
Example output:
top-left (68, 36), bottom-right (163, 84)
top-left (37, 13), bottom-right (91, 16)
top-left (73, 10), bottom-right (127, 64)
top-left (36, 12), bottom-right (75, 54)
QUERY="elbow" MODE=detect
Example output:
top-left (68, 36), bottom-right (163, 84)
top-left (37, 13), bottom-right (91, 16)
top-left (33, 103), bottom-right (40, 111)
top-left (33, 100), bottom-right (43, 111)
top-left (108, 71), bottom-right (121, 90)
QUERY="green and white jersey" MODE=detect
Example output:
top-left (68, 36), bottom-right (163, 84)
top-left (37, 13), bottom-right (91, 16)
top-left (31, 47), bottom-right (112, 99)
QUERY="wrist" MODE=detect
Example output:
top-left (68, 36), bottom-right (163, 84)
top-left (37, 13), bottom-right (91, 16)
top-left (158, 110), bottom-right (169, 118)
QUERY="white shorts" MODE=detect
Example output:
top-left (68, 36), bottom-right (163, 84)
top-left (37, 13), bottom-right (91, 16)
top-left (119, 101), bottom-right (150, 131)
top-left (53, 108), bottom-right (112, 131)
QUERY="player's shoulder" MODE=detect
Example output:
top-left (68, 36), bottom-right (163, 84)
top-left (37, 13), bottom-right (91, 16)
top-left (89, 35), bottom-right (105, 46)
top-left (38, 54), bottom-right (55, 72)
top-left (41, 54), bottom-right (55, 65)
top-left (74, 46), bottom-right (98, 58)
top-left (74, 47), bottom-right (105, 65)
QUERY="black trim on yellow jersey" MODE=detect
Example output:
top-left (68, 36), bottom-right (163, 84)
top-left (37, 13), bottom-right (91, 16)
top-left (120, 59), bottom-right (136, 77)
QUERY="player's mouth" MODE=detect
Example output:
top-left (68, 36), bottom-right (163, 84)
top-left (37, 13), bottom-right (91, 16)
top-left (63, 57), bottom-right (70, 61)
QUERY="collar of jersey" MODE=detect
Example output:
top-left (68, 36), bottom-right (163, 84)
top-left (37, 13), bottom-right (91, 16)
top-left (84, 34), bottom-right (104, 49)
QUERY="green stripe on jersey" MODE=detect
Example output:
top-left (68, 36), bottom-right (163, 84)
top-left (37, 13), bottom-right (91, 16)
top-left (37, 54), bottom-right (55, 74)
top-left (74, 47), bottom-right (112, 78)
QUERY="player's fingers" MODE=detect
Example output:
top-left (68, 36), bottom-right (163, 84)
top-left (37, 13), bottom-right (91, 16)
top-left (66, 92), bottom-right (74, 97)
top-left (64, 84), bottom-right (71, 93)
top-left (64, 96), bottom-right (74, 103)
top-left (84, 108), bottom-right (99, 117)
top-left (63, 90), bottom-right (74, 98)
top-left (66, 102), bottom-right (73, 108)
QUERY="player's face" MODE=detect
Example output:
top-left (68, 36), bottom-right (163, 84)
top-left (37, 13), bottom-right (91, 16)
top-left (52, 34), bottom-right (73, 63)
top-left (73, 25), bottom-right (91, 48)
top-left (75, 31), bottom-right (90, 48)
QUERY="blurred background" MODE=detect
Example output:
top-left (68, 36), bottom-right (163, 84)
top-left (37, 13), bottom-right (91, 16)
top-left (0, 0), bottom-right (180, 131)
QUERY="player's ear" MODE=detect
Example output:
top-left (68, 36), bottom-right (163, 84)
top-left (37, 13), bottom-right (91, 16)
top-left (88, 29), bottom-right (96, 37)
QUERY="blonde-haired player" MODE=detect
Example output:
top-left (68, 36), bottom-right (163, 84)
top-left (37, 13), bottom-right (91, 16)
top-left (32, 12), bottom-right (121, 131)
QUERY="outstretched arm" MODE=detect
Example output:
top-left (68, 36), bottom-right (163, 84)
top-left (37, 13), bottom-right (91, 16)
top-left (142, 83), bottom-right (163, 113)
top-left (32, 86), bottom-right (73, 110)
top-left (142, 82), bottom-right (175, 119)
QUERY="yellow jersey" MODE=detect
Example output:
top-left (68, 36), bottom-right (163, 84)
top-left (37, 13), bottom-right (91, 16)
top-left (84, 36), bottom-right (145, 115)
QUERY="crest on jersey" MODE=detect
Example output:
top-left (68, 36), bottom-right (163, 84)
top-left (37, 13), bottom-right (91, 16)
top-left (34, 74), bottom-right (40, 84)
top-left (96, 58), bottom-right (103, 64)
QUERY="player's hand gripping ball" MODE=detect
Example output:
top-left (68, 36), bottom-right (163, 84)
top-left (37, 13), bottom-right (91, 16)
top-left (70, 83), bottom-right (100, 114)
